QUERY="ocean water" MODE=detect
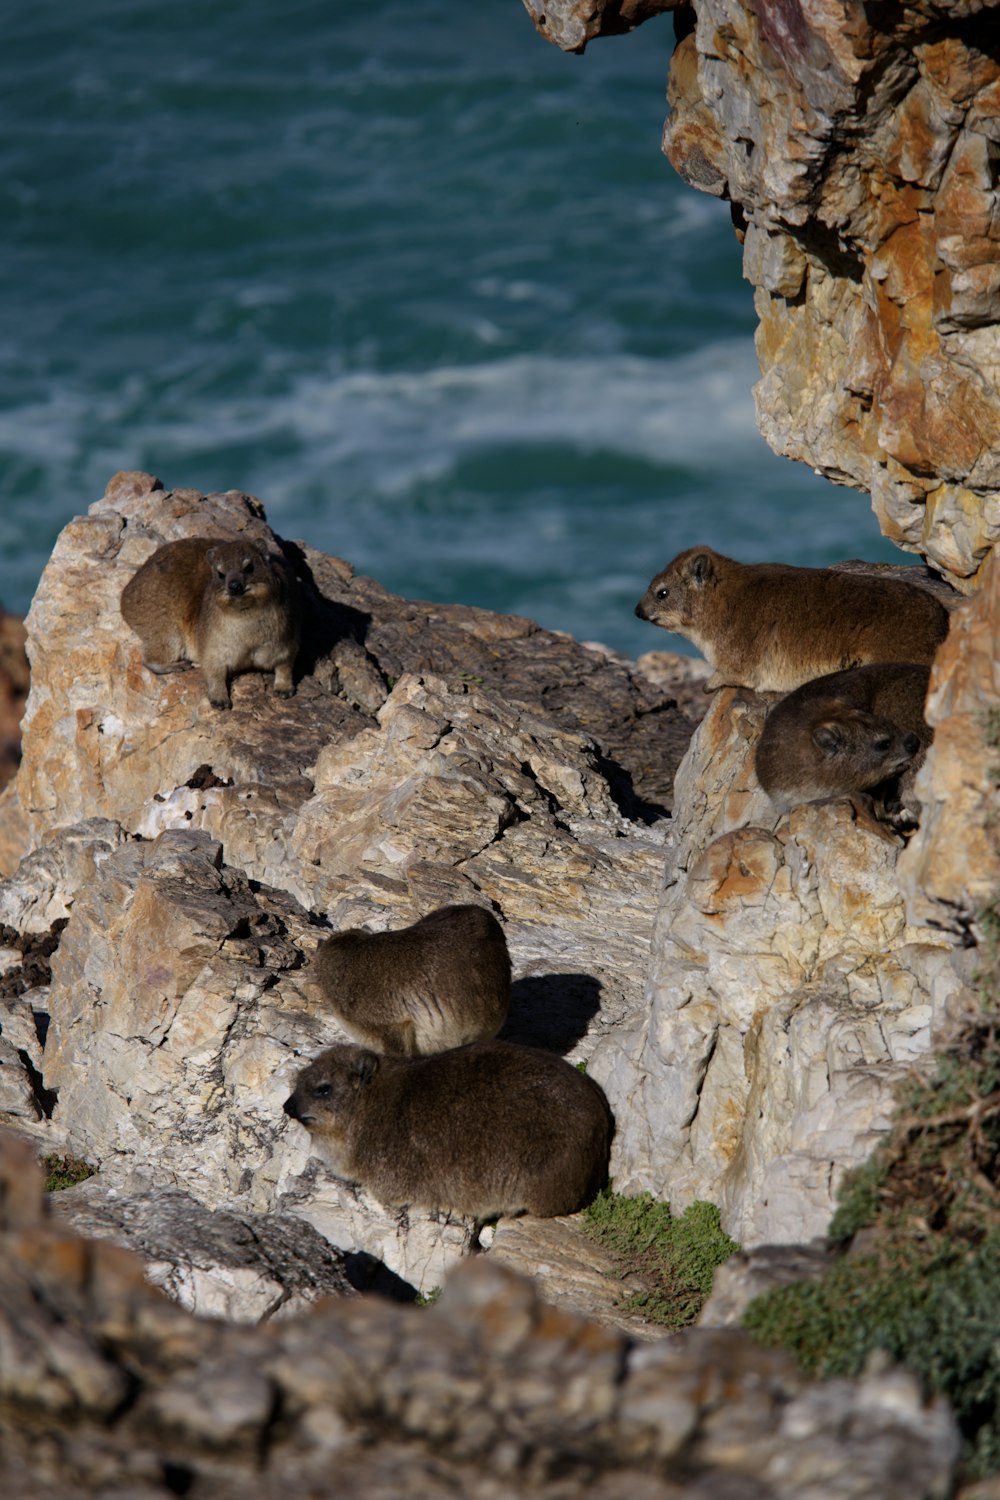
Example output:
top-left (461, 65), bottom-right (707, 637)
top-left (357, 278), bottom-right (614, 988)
top-left (1, 0), bottom-right (905, 658)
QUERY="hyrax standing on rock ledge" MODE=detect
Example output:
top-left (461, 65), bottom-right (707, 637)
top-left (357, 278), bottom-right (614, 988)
top-left (283, 1040), bottom-right (613, 1220)
top-left (755, 662), bottom-right (932, 821)
top-left (635, 547), bottom-right (949, 693)
top-left (312, 904), bottom-right (511, 1056)
top-left (121, 536), bottom-right (301, 710)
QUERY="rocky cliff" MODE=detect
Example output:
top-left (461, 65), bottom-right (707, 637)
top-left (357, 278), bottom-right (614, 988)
top-left (525, 0), bottom-right (1000, 593)
top-left (0, 467), bottom-right (993, 1491)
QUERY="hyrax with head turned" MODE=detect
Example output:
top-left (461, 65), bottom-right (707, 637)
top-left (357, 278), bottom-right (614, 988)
top-left (121, 536), bottom-right (300, 710)
top-left (755, 662), bottom-right (931, 817)
top-left (283, 1039), bottom-right (613, 1220)
top-left (635, 547), bottom-right (949, 693)
top-left (312, 904), bottom-right (511, 1056)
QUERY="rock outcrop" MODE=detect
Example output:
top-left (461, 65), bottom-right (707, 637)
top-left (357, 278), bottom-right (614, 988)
top-left (589, 674), bottom-right (972, 1244)
top-left (0, 473), bottom-right (692, 1295)
top-left (0, 1131), bottom-right (962, 1500)
top-left (524, 0), bottom-right (1000, 593)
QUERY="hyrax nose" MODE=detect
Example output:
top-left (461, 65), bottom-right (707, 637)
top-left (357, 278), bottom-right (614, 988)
top-left (283, 1095), bottom-right (300, 1120)
top-left (226, 576), bottom-right (246, 597)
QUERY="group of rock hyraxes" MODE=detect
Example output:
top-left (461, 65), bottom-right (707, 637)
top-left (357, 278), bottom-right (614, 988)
top-left (120, 533), bottom-right (950, 1224)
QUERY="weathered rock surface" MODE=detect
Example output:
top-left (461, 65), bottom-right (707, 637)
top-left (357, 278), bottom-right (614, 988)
top-left (520, 0), bottom-right (680, 53)
top-left (0, 475), bottom-right (695, 1295)
top-left (590, 674), bottom-right (971, 1244)
top-left (53, 1173), bottom-right (360, 1323)
top-left (0, 1131), bottom-right (962, 1500)
top-left (524, 0), bottom-right (1000, 591)
top-left (900, 549), bottom-right (1000, 947)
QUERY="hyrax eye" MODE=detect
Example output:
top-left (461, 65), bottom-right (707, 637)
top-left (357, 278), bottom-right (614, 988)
top-left (656, 587), bottom-right (669, 600)
top-left (874, 736), bottom-right (892, 751)
top-left (312, 1082), bottom-right (333, 1098)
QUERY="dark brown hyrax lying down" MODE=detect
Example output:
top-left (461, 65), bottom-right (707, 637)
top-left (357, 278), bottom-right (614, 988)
top-left (755, 662), bottom-right (932, 818)
top-left (121, 536), bottom-right (300, 710)
top-left (635, 547), bottom-right (949, 693)
top-left (313, 904), bottom-right (511, 1056)
top-left (283, 1040), bottom-right (613, 1220)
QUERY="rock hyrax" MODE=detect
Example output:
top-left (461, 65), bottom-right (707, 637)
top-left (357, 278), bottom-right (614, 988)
top-left (121, 536), bottom-right (300, 710)
top-left (283, 1040), bottom-right (613, 1220)
top-left (635, 547), bottom-right (949, 693)
top-left (312, 903), bottom-right (511, 1056)
top-left (755, 662), bottom-right (931, 817)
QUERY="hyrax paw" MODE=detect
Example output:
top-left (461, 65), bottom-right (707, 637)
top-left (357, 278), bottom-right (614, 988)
top-left (209, 697), bottom-right (232, 711)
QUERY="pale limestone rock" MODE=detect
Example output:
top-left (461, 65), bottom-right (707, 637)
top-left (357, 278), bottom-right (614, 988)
top-left (519, 0), bottom-right (679, 54)
top-left (590, 687), bottom-right (965, 1246)
top-left (899, 549), bottom-right (1000, 941)
top-left (53, 1175), bottom-right (359, 1323)
top-left (0, 481), bottom-right (680, 1295)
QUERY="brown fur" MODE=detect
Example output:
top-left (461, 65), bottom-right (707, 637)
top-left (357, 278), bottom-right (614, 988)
top-left (121, 536), bottom-right (300, 710)
top-left (635, 547), bottom-right (949, 693)
top-left (312, 904), bottom-right (511, 1056)
top-left (283, 1040), bottom-right (613, 1220)
top-left (755, 663), bottom-right (931, 819)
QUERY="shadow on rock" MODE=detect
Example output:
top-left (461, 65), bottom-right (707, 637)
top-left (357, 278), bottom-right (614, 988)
top-left (279, 538), bottom-right (372, 677)
top-left (501, 973), bottom-right (602, 1054)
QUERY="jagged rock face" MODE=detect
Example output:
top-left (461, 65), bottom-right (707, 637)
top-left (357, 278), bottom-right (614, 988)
top-left (0, 475), bottom-right (688, 1293)
top-left (589, 680), bottom-right (969, 1245)
top-left (525, 0), bottom-right (1000, 591)
top-left (899, 548), bottom-right (1000, 945)
top-left (0, 1131), bottom-right (962, 1500)
top-left (520, 0), bottom-right (680, 53)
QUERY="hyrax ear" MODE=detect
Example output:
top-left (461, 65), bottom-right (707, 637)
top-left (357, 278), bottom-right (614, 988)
top-left (685, 551), bottom-right (715, 585)
top-left (813, 722), bottom-right (845, 754)
top-left (350, 1050), bottom-right (380, 1088)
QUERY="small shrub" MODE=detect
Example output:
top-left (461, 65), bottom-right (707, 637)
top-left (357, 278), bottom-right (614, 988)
top-left (42, 1153), bottom-right (94, 1192)
top-left (743, 941), bottom-right (1000, 1480)
top-left (584, 1188), bottom-right (738, 1328)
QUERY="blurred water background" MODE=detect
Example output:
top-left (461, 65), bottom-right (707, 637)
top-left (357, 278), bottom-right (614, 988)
top-left (1, 0), bottom-right (905, 658)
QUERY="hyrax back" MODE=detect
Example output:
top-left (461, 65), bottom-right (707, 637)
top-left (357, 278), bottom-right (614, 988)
top-left (755, 662), bottom-right (931, 815)
top-left (312, 903), bottom-right (511, 1056)
top-left (283, 1040), bottom-right (613, 1220)
top-left (121, 536), bottom-right (300, 709)
top-left (635, 547), bottom-right (949, 692)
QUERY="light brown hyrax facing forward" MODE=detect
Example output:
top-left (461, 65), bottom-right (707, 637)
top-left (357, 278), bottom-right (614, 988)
top-left (283, 1040), bottom-right (613, 1220)
top-left (121, 536), bottom-right (300, 710)
top-left (635, 547), bottom-right (949, 693)
top-left (755, 662), bottom-right (932, 820)
top-left (313, 904), bottom-right (511, 1056)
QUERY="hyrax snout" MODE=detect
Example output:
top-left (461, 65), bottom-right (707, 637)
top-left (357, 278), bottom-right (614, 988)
top-left (121, 535), bottom-right (301, 710)
top-left (635, 546), bottom-right (949, 693)
top-left (755, 662), bottom-right (932, 820)
top-left (283, 1039), bottom-right (613, 1221)
top-left (312, 903), bottom-right (511, 1056)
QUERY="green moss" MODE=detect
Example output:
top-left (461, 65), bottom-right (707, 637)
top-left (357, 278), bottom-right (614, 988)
top-left (42, 1153), bottom-right (94, 1192)
top-left (583, 1188), bottom-right (738, 1329)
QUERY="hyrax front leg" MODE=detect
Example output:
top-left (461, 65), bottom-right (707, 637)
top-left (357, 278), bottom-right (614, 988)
top-left (201, 658), bottom-right (232, 711)
top-left (272, 660), bottom-right (295, 698)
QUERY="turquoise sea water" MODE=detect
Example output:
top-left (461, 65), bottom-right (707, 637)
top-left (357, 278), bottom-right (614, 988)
top-left (1, 0), bottom-right (904, 657)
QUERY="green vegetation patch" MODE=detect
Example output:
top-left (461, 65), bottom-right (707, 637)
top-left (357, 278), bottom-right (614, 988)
top-left (743, 1011), bottom-right (1000, 1479)
top-left (42, 1153), bottom-right (95, 1192)
top-left (584, 1188), bottom-right (738, 1328)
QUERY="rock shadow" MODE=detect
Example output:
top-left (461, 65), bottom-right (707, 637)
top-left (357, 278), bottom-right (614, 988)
top-left (500, 972), bottom-right (602, 1055)
top-left (277, 538), bottom-right (371, 677)
top-left (592, 749), bottom-right (670, 826)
